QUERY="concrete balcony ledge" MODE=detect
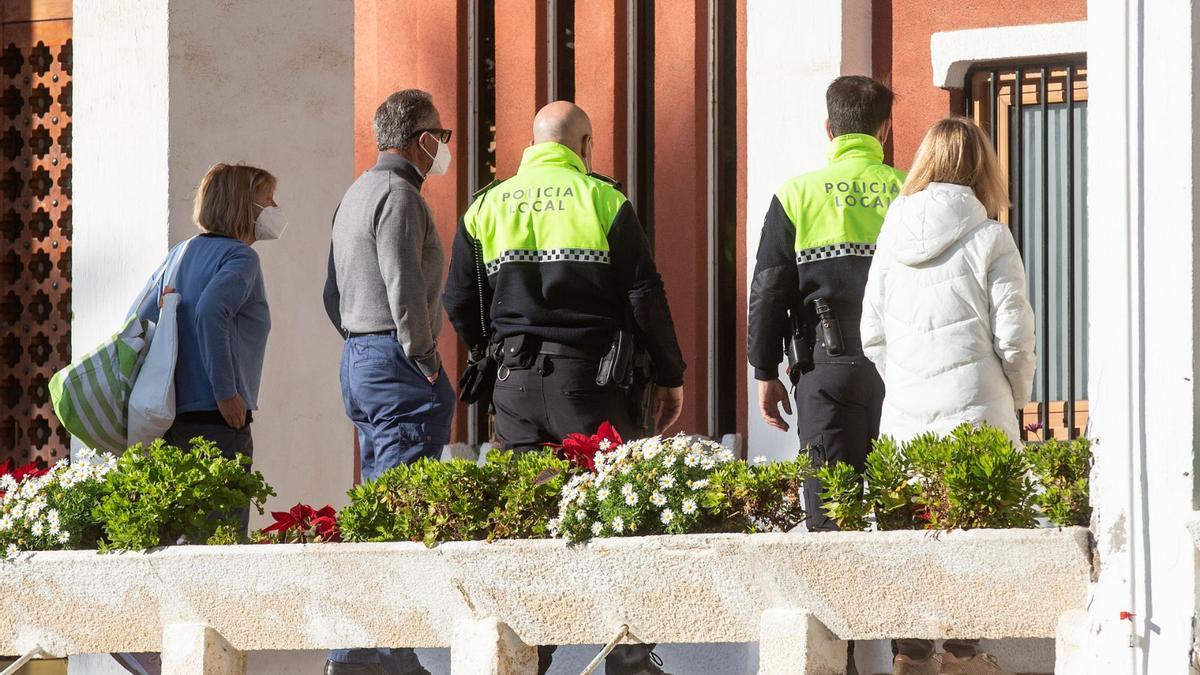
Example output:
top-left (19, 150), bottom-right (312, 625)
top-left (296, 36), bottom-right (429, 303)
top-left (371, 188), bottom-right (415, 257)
top-left (1, 528), bottom-right (1091, 674)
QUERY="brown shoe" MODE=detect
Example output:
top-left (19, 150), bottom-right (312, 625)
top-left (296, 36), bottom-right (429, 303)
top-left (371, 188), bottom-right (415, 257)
top-left (939, 651), bottom-right (1012, 675)
top-left (893, 653), bottom-right (941, 675)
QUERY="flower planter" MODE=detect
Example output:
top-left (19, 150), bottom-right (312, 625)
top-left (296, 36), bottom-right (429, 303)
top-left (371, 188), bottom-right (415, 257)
top-left (1, 527), bottom-right (1089, 666)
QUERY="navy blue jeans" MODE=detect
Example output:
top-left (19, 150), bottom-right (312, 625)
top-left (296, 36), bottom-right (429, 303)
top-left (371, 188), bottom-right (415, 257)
top-left (330, 334), bottom-right (454, 670)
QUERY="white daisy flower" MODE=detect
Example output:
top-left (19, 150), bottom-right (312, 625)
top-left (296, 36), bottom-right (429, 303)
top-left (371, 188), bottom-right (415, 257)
top-left (752, 455), bottom-right (768, 465)
top-left (612, 516), bottom-right (624, 533)
top-left (682, 499), bottom-right (698, 515)
top-left (621, 483), bottom-right (635, 496)
top-left (4, 543), bottom-right (18, 559)
top-left (658, 474), bottom-right (676, 490)
top-left (650, 492), bottom-right (667, 507)
top-left (689, 479), bottom-right (709, 490)
top-left (30, 520), bottom-right (43, 537)
top-left (596, 487), bottom-right (610, 501)
top-left (57, 531), bottom-right (70, 545)
top-left (591, 521), bottom-right (604, 536)
top-left (660, 508), bottom-right (675, 525)
top-left (625, 492), bottom-right (639, 506)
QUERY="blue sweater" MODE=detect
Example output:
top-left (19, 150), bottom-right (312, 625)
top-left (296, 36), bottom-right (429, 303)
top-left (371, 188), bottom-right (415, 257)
top-left (137, 234), bottom-right (271, 414)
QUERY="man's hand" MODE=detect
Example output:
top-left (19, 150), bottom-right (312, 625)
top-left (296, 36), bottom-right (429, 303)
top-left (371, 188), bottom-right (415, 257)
top-left (427, 372), bottom-right (440, 384)
top-left (217, 393), bottom-right (248, 430)
top-left (758, 379), bottom-right (792, 432)
top-left (652, 386), bottom-right (684, 433)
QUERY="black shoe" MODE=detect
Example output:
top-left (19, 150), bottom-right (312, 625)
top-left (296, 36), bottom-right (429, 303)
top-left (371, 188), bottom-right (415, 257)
top-left (324, 661), bottom-right (385, 675)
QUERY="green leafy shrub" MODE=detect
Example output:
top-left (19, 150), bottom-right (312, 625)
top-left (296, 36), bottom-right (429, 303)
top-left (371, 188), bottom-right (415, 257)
top-left (706, 455), bottom-right (811, 533)
top-left (906, 424), bottom-right (1037, 530)
top-left (814, 461), bottom-right (869, 531)
top-left (488, 451), bottom-right (571, 540)
top-left (93, 438), bottom-right (274, 551)
top-left (1028, 437), bottom-right (1093, 527)
top-left (339, 450), bottom-right (572, 547)
top-left (863, 437), bottom-right (922, 530)
top-left (815, 424), bottom-right (1040, 532)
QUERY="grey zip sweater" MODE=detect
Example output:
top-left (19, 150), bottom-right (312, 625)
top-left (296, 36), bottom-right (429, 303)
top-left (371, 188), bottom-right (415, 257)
top-left (324, 153), bottom-right (444, 377)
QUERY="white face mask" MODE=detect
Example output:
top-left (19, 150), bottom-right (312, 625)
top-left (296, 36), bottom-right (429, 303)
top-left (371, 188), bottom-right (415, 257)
top-left (254, 204), bottom-right (288, 241)
top-left (421, 133), bottom-right (452, 176)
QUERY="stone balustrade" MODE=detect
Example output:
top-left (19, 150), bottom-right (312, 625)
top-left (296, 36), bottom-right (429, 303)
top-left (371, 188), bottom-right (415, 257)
top-left (0, 528), bottom-right (1091, 674)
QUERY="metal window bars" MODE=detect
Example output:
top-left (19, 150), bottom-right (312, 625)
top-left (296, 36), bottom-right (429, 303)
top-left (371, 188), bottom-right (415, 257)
top-left (963, 60), bottom-right (1088, 441)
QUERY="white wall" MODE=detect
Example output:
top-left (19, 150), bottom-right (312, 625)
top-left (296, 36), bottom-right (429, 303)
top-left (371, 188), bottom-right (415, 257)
top-left (73, 0), bottom-right (356, 523)
top-left (1086, 1), bottom-right (1200, 673)
top-left (73, 0), bottom-right (171, 355)
top-left (744, 0), bottom-right (872, 460)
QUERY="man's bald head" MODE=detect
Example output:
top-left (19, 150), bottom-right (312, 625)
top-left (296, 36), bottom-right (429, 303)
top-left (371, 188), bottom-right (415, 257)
top-left (533, 101), bottom-right (594, 167)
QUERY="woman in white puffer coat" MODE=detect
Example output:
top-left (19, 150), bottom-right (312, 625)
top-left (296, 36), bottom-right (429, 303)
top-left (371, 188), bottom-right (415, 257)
top-left (864, 118), bottom-right (1035, 675)
top-left (862, 116), bottom-right (1035, 448)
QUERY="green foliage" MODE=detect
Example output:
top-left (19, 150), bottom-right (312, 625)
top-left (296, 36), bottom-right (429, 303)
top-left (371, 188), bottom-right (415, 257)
top-left (93, 438), bottom-right (274, 551)
top-left (814, 461), bottom-right (870, 531)
top-left (706, 455), bottom-right (811, 533)
top-left (907, 424), bottom-right (1037, 530)
top-left (814, 424), bottom-right (1044, 532)
top-left (863, 437), bottom-right (922, 530)
top-left (489, 451), bottom-right (571, 540)
top-left (339, 450), bottom-right (572, 547)
top-left (1028, 437), bottom-right (1093, 527)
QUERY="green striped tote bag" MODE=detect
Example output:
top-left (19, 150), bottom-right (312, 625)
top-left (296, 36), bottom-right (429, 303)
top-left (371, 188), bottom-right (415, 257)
top-left (49, 242), bottom-right (190, 452)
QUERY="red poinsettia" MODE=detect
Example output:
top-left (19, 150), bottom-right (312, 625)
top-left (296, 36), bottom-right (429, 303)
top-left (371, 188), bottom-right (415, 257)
top-left (551, 421), bottom-right (622, 470)
top-left (258, 503), bottom-right (341, 543)
top-left (0, 458), bottom-right (49, 497)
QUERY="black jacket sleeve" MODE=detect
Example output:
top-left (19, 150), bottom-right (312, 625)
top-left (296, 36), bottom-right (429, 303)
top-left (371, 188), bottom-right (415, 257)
top-left (443, 215), bottom-right (491, 352)
top-left (323, 242), bottom-right (344, 335)
top-left (608, 201), bottom-right (687, 388)
top-left (748, 196), bottom-right (799, 380)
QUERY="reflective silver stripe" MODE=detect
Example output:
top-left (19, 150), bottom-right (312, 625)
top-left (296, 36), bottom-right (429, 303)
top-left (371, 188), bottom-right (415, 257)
top-left (485, 248), bottom-right (611, 275)
top-left (796, 242), bottom-right (876, 265)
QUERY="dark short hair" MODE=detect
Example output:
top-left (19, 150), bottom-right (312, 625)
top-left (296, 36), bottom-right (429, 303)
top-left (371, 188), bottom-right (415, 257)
top-left (374, 89), bottom-right (438, 150)
top-left (826, 76), bottom-right (894, 137)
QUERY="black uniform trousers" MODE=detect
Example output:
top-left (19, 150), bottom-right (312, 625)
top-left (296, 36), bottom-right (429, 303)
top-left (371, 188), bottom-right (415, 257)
top-left (492, 354), bottom-right (658, 675)
top-left (794, 344), bottom-right (885, 532)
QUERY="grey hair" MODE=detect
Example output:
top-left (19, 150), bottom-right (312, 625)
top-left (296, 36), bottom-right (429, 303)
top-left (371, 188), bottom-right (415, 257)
top-left (373, 89), bottom-right (437, 151)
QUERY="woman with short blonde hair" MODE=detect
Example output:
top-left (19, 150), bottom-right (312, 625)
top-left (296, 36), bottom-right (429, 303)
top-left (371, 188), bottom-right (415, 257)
top-left (862, 117), bottom-right (1034, 675)
top-left (136, 162), bottom-right (285, 529)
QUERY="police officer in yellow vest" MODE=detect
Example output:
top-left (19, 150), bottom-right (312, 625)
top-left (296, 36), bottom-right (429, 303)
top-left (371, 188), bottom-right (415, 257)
top-left (749, 76), bottom-right (906, 533)
top-left (444, 101), bottom-right (685, 675)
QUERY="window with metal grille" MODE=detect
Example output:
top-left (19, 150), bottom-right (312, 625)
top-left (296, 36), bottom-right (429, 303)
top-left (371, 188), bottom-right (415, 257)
top-left (965, 60), bottom-right (1088, 441)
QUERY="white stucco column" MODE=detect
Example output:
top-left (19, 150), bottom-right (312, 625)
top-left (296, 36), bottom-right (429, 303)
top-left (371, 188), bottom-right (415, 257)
top-left (74, 1), bottom-right (355, 518)
top-left (1086, 1), bottom-right (1200, 672)
top-left (744, 0), bottom-right (872, 459)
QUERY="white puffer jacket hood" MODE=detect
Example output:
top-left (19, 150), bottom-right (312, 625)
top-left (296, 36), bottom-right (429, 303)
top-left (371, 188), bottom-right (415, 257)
top-left (860, 183), bottom-right (1036, 444)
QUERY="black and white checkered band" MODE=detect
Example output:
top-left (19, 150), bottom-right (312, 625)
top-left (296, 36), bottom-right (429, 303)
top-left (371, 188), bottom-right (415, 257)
top-left (796, 242), bottom-right (876, 265)
top-left (486, 248), bottom-right (611, 275)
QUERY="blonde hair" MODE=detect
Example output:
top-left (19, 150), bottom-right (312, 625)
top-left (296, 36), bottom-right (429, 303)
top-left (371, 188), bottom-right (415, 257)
top-left (193, 163), bottom-right (277, 241)
top-left (902, 117), bottom-right (1008, 217)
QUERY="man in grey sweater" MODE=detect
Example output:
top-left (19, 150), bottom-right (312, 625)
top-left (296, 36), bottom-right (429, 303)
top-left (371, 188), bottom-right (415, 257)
top-left (322, 89), bottom-right (454, 675)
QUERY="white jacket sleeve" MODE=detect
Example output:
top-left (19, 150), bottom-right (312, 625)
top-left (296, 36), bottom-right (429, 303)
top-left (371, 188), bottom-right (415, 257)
top-left (860, 248), bottom-right (888, 379)
top-left (987, 227), bottom-right (1036, 410)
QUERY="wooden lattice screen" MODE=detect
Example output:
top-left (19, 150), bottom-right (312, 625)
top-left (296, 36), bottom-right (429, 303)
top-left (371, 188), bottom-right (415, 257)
top-left (0, 9), bottom-right (72, 465)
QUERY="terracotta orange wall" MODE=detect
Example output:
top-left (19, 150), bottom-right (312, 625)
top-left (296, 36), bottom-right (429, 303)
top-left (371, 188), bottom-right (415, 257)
top-left (654, 0), bottom-right (710, 434)
top-left (875, 0), bottom-right (1087, 168)
top-left (355, 0), bottom-right (471, 439)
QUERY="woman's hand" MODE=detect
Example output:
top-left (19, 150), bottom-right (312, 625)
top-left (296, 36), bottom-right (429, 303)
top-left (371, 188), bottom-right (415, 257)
top-left (217, 394), bottom-right (248, 430)
top-left (158, 285), bottom-right (176, 308)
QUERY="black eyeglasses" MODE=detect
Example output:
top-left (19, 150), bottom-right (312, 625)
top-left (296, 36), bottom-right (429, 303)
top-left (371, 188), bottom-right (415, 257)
top-left (415, 128), bottom-right (452, 143)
